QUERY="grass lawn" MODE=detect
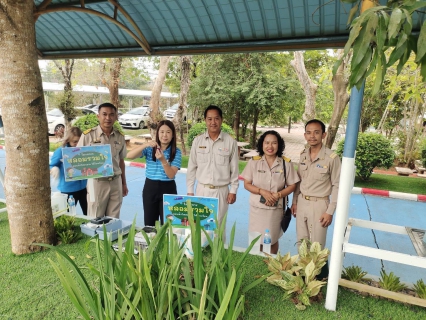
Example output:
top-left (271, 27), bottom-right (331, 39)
top-left (354, 174), bottom-right (426, 195)
top-left (1, 211), bottom-right (425, 319)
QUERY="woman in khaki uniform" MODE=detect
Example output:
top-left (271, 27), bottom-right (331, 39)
top-left (241, 130), bottom-right (299, 254)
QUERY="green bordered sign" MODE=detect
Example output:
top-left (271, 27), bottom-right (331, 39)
top-left (62, 145), bottom-right (114, 181)
top-left (163, 194), bottom-right (218, 230)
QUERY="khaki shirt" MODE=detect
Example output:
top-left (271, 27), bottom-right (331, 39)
top-left (77, 125), bottom-right (127, 175)
top-left (292, 144), bottom-right (341, 215)
top-left (187, 131), bottom-right (239, 194)
top-left (241, 156), bottom-right (300, 209)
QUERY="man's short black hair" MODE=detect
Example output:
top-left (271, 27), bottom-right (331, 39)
top-left (98, 102), bottom-right (117, 113)
top-left (204, 105), bottom-right (222, 119)
top-left (305, 119), bottom-right (326, 133)
top-left (256, 130), bottom-right (285, 157)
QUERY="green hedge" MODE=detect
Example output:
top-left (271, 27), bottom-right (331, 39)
top-left (336, 133), bottom-right (395, 181)
top-left (187, 122), bottom-right (235, 147)
top-left (73, 114), bottom-right (124, 134)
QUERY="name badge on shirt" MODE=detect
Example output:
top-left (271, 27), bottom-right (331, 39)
top-left (258, 170), bottom-right (266, 173)
top-left (316, 164), bottom-right (327, 169)
top-left (199, 146), bottom-right (206, 148)
top-left (114, 141), bottom-right (121, 145)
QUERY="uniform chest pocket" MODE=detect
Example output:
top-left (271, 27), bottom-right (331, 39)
top-left (112, 142), bottom-right (122, 158)
top-left (313, 167), bottom-right (328, 181)
top-left (196, 148), bottom-right (209, 163)
top-left (299, 164), bottom-right (308, 178)
top-left (215, 150), bottom-right (230, 166)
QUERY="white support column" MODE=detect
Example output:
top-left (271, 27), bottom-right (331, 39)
top-left (325, 156), bottom-right (355, 310)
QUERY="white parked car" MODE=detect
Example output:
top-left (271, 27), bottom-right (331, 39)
top-left (47, 108), bottom-right (66, 135)
top-left (47, 108), bottom-right (98, 135)
top-left (163, 103), bottom-right (187, 121)
top-left (119, 106), bottom-right (150, 129)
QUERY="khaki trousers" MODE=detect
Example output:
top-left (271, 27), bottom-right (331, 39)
top-left (195, 184), bottom-right (229, 227)
top-left (88, 176), bottom-right (123, 218)
top-left (296, 194), bottom-right (330, 248)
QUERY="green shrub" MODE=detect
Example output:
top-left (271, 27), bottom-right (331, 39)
top-left (341, 265), bottom-right (368, 283)
top-left (379, 270), bottom-right (407, 292)
top-left (187, 122), bottom-right (235, 147)
top-left (414, 279), bottom-right (426, 299)
top-left (264, 240), bottom-right (329, 311)
top-left (54, 215), bottom-right (82, 244)
top-left (73, 114), bottom-right (124, 134)
top-left (336, 133), bottom-right (395, 181)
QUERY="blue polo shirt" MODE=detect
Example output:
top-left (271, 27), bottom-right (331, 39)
top-left (142, 146), bottom-right (182, 181)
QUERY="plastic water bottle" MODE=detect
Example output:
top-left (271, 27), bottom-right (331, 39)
top-left (68, 195), bottom-right (76, 216)
top-left (263, 229), bottom-right (272, 254)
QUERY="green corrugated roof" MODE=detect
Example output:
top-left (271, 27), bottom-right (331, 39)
top-left (34, 0), bottom-right (424, 59)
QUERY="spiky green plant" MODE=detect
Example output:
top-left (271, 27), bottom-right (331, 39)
top-left (40, 201), bottom-right (263, 319)
top-left (379, 270), bottom-right (407, 292)
top-left (342, 265), bottom-right (368, 283)
top-left (414, 279), bottom-right (426, 299)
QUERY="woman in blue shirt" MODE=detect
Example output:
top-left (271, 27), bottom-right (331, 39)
top-left (127, 120), bottom-right (182, 226)
top-left (50, 127), bottom-right (88, 215)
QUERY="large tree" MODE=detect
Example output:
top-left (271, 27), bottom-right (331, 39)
top-left (291, 51), bottom-right (317, 121)
top-left (174, 55), bottom-right (191, 155)
top-left (188, 53), bottom-right (290, 145)
top-left (100, 58), bottom-right (123, 109)
top-left (149, 56), bottom-right (171, 136)
top-left (0, 0), bottom-right (55, 254)
top-left (326, 50), bottom-right (351, 148)
top-left (54, 59), bottom-right (78, 136)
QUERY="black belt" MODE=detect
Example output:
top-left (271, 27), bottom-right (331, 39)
top-left (97, 174), bottom-right (120, 182)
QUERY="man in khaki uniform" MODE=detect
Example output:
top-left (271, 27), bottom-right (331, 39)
top-left (291, 119), bottom-right (341, 249)
top-left (186, 105), bottom-right (239, 227)
top-left (77, 102), bottom-right (128, 218)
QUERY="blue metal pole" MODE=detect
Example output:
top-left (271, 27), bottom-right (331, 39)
top-left (325, 82), bottom-right (365, 311)
top-left (343, 83), bottom-right (365, 158)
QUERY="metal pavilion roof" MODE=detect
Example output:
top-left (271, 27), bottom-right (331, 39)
top-left (34, 0), bottom-right (424, 59)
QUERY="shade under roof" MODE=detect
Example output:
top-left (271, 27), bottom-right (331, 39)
top-left (34, 0), bottom-right (425, 59)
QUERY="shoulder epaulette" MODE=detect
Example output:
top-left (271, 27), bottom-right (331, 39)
top-left (83, 128), bottom-right (95, 135)
top-left (330, 152), bottom-right (338, 159)
top-left (252, 156), bottom-right (262, 160)
top-left (282, 156), bottom-right (291, 162)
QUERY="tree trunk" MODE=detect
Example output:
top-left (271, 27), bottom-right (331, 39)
top-left (100, 58), bottom-right (122, 109)
top-left (234, 108), bottom-right (240, 141)
top-left (0, 0), bottom-right (56, 254)
top-left (109, 58), bottom-right (122, 109)
top-left (251, 109), bottom-right (260, 147)
top-left (149, 56), bottom-right (171, 137)
top-left (326, 49), bottom-right (350, 149)
top-left (175, 56), bottom-right (191, 155)
top-left (290, 51), bottom-right (317, 121)
top-left (54, 59), bottom-right (76, 133)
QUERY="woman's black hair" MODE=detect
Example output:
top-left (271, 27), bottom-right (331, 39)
top-left (152, 120), bottom-right (177, 163)
top-left (256, 130), bottom-right (285, 157)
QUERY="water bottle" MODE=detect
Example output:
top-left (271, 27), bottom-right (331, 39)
top-left (263, 229), bottom-right (272, 254)
top-left (68, 195), bottom-right (76, 216)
